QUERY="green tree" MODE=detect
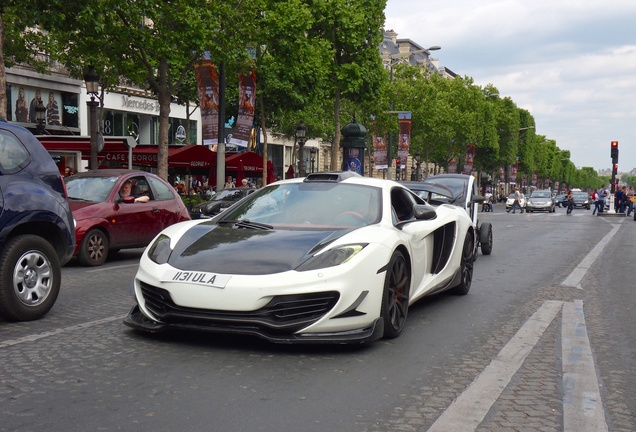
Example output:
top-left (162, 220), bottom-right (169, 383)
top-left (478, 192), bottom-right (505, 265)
top-left (308, 0), bottom-right (386, 170)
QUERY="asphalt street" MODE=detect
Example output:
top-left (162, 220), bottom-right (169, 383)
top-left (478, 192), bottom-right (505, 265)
top-left (1, 204), bottom-right (635, 432)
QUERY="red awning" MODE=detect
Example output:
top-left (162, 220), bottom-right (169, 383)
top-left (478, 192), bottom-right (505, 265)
top-left (132, 145), bottom-right (217, 168)
top-left (225, 151), bottom-right (264, 173)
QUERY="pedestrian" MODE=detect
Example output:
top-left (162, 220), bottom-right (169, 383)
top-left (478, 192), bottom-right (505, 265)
top-left (626, 186), bottom-right (634, 217)
top-left (507, 187), bottom-right (524, 214)
top-left (597, 185), bottom-right (606, 214)
top-left (225, 176), bottom-right (235, 189)
top-left (566, 189), bottom-right (574, 215)
top-left (241, 178), bottom-right (249, 188)
top-left (615, 186), bottom-right (624, 213)
top-left (591, 188), bottom-right (600, 215)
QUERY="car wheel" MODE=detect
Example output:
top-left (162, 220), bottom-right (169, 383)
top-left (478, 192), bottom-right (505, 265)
top-left (479, 222), bottom-right (492, 255)
top-left (453, 232), bottom-right (474, 295)
top-left (380, 250), bottom-right (410, 339)
top-left (0, 235), bottom-right (61, 321)
top-left (78, 229), bottom-right (109, 266)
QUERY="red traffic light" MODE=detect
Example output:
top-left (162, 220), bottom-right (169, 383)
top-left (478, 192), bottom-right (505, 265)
top-left (611, 141), bottom-right (618, 148)
top-left (396, 158), bottom-right (401, 165)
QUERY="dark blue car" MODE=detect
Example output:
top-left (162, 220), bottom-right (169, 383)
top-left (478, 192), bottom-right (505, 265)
top-left (0, 118), bottom-right (75, 321)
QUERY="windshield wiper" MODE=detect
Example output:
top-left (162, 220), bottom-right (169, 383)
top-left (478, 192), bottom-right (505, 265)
top-left (220, 219), bottom-right (273, 230)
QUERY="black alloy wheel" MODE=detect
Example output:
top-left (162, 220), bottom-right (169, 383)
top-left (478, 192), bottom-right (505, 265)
top-left (381, 250), bottom-right (410, 339)
top-left (453, 232), bottom-right (475, 295)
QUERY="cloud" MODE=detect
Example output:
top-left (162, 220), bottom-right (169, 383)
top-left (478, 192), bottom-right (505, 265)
top-left (385, 0), bottom-right (636, 170)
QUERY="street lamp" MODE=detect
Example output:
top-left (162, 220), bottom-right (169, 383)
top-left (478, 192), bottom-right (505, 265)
top-left (295, 120), bottom-right (308, 177)
top-left (415, 151), bottom-right (422, 181)
top-left (387, 46), bottom-right (440, 180)
top-left (35, 99), bottom-right (46, 134)
top-left (310, 147), bottom-right (317, 173)
top-left (84, 66), bottom-right (100, 170)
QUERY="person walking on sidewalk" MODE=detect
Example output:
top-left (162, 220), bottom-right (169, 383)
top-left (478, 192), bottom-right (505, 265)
top-left (597, 185), bottom-right (607, 214)
top-left (507, 187), bottom-right (524, 214)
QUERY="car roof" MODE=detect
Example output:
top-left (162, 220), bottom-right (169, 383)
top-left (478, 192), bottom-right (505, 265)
top-left (68, 169), bottom-right (156, 178)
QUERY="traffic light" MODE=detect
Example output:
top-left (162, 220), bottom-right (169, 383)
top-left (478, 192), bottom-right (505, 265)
top-left (612, 163), bottom-right (618, 176)
top-left (611, 141), bottom-right (619, 163)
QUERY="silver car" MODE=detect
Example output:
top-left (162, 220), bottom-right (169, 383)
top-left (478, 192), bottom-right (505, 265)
top-left (526, 190), bottom-right (556, 213)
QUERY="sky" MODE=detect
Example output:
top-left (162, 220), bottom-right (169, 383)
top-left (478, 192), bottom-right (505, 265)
top-left (384, 0), bottom-right (636, 172)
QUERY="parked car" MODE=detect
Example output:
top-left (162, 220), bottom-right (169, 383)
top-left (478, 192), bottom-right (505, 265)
top-left (572, 192), bottom-right (591, 209)
top-left (505, 192), bottom-right (527, 210)
top-left (404, 173), bottom-right (492, 256)
top-left (0, 119), bottom-right (75, 321)
top-left (124, 172), bottom-right (477, 344)
top-left (526, 190), bottom-right (556, 213)
top-left (189, 187), bottom-right (257, 219)
top-left (65, 169), bottom-right (190, 266)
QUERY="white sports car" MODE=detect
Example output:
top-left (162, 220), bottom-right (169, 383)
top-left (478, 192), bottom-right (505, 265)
top-left (124, 172), bottom-right (477, 344)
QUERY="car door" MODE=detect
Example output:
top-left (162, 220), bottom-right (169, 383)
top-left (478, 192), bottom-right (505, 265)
top-left (110, 175), bottom-right (164, 247)
top-left (147, 175), bottom-right (183, 229)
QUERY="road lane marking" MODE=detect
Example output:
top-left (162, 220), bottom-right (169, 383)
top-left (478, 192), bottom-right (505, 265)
top-left (561, 224), bottom-right (620, 288)
top-left (426, 300), bottom-right (563, 432)
top-left (562, 300), bottom-right (608, 432)
top-left (0, 315), bottom-right (125, 348)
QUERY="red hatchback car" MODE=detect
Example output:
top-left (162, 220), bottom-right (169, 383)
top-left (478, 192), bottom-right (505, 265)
top-left (65, 169), bottom-right (190, 266)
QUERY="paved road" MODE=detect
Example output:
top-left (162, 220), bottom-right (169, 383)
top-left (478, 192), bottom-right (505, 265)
top-left (1, 207), bottom-right (635, 431)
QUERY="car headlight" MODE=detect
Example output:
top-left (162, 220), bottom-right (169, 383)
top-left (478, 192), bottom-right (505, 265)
top-left (147, 234), bottom-right (173, 264)
top-left (296, 244), bottom-right (367, 271)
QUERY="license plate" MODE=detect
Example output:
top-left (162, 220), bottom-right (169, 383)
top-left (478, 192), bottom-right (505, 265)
top-left (161, 270), bottom-right (231, 288)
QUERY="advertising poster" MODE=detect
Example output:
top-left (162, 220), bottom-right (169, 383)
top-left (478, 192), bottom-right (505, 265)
top-left (194, 57), bottom-right (219, 145)
top-left (229, 71), bottom-right (257, 147)
top-left (397, 112), bottom-right (411, 169)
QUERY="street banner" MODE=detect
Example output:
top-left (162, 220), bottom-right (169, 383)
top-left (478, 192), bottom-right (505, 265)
top-left (448, 158), bottom-right (457, 174)
top-left (509, 163), bottom-right (518, 183)
top-left (194, 57), bottom-right (219, 145)
top-left (532, 171), bottom-right (537, 186)
top-left (397, 112), bottom-right (411, 169)
top-left (371, 116), bottom-right (387, 169)
top-left (499, 166), bottom-right (505, 182)
top-left (463, 144), bottom-right (475, 174)
top-left (229, 71), bottom-right (257, 147)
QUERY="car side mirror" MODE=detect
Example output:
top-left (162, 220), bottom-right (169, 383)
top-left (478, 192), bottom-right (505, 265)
top-left (470, 194), bottom-right (486, 204)
top-left (413, 203), bottom-right (437, 220)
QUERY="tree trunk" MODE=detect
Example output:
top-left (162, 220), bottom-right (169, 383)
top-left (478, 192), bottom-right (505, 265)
top-left (156, 58), bottom-right (171, 181)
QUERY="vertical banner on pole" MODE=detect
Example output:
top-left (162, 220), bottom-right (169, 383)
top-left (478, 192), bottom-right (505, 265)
top-left (397, 112), bottom-right (411, 169)
top-left (463, 144), bottom-right (475, 174)
top-left (194, 57), bottom-right (220, 146)
top-left (371, 116), bottom-right (387, 170)
top-left (229, 71), bottom-right (257, 147)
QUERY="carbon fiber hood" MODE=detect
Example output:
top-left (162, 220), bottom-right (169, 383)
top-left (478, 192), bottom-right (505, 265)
top-left (167, 221), bottom-right (349, 275)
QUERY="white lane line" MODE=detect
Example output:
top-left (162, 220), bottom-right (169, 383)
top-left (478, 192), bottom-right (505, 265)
top-left (0, 315), bottom-right (125, 348)
top-left (561, 224), bottom-right (620, 288)
top-left (86, 263), bottom-right (140, 273)
top-left (426, 300), bottom-right (563, 432)
top-left (562, 300), bottom-right (608, 432)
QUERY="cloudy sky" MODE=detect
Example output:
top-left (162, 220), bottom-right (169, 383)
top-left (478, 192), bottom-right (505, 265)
top-left (384, 0), bottom-right (636, 171)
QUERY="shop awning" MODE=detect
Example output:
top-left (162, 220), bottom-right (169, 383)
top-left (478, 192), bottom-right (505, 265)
top-left (225, 151), bottom-right (264, 173)
top-left (132, 145), bottom-right (216, 168)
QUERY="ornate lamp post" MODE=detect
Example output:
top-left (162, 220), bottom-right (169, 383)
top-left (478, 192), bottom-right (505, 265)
top-left (84, 66), bottom-right (100, 170)
top-left (35, 99), bottom-right (47, 134)
top-left (295, 120), bottom-right (308, 177)
top-left (310, 147), bottom-right (317, 173)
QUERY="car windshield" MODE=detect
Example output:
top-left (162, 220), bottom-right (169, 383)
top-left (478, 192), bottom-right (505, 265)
top-left (423, 177), bottom-right (465, 201)
top-left (66, 176), bottom-right (118, 202)
top-left (531, 191), bottom-right (550, 198)
top-left (574, 193), bottom-right (588, 199)
top-left (220, 182), bottom-right (382, 229)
